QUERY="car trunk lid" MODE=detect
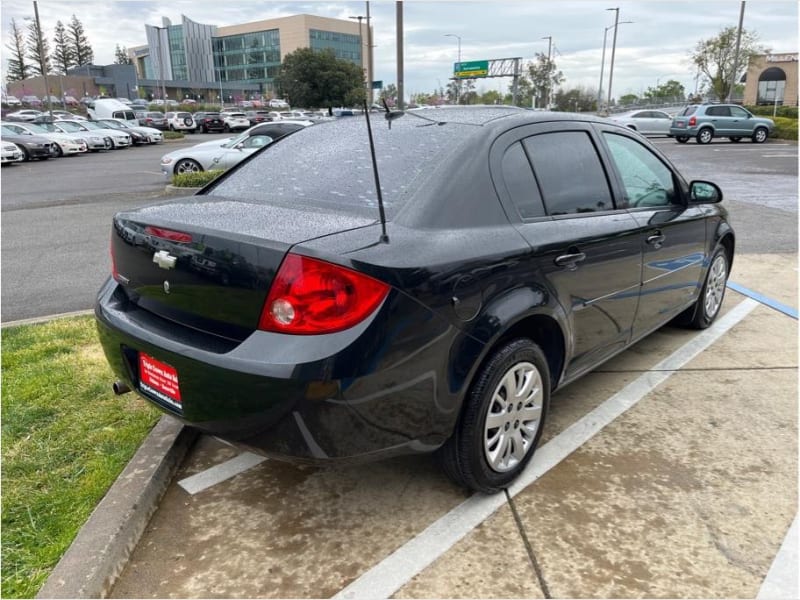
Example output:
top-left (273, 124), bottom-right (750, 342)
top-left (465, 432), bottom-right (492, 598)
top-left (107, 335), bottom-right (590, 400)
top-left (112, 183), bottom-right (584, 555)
top-left (111, 197), bottom-right (375, 341)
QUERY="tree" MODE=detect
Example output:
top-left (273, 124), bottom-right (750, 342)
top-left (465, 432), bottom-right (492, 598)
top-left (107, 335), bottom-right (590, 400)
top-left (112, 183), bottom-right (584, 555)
top-left (114, 44), bottom-right (132, 65)
top-left (480, 90), bottom-right (503, 105)
top-left (553, 86), bottom-right (598, 112)
top-left (275, 47), bottom-right (365, 111)
top-left (5, 18), bottom-right (29, 82)
top-left (26, 17), bottom-right (51, 76)
top-left (52, 20), bottom-right (74, 75)
top-left (527, 52), bottom-right (564, 108)
top-left (642, 80), bottom-right (686, 103)
top-left (618, 93), bottom-right (639, 106)
top-left (379, 83), bottom-right (398, 107)
top-left (691, 26), bottom-right (766, 101)
top-left (68, 15), bottom-right (93, 66)
top-left (460, 79), bottom-right (477, 105)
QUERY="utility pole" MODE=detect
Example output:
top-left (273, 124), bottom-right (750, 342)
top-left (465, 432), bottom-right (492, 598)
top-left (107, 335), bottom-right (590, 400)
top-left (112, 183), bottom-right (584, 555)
top-left (541, 36), bottom-right (552, 109)
top-left (444, 33), bottom-right (461, 104)
top-left (349, 14), bottom-right (367, 99)
top-left (606, 7), bottom-right (620, 109)
top-left (728, 1), bottom-right (746, 102)
top-left (396, 1), bottom-right (404, 109)
top-left (366, 1), bottom-right (374, 105)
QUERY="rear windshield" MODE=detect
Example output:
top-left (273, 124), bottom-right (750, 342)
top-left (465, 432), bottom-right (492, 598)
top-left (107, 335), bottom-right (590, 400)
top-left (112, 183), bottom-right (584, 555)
top-left (681, 106), bottom-right (697, 116)
top-left (146, 112), bottom-right (164, 118)
top-left (208, 112), bottom-right (481, 218)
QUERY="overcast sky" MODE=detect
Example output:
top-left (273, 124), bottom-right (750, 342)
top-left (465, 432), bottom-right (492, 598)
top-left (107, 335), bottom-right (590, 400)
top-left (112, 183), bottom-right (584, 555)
top-left (2, 0), bottom-right (797, 99)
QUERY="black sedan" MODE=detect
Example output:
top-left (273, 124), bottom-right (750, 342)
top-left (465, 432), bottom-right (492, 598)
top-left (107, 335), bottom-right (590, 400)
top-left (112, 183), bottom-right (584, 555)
top-left (0, 125), bottom-right (55, 160)
top-left (96, 107), bottom-right (733, 493)
top-left (193, 112), bottom-right (226, 133)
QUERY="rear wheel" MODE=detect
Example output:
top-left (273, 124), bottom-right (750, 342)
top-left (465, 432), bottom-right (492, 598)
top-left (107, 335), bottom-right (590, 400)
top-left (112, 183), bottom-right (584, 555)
top-left (174, 158), bottom-right (202, 175)
top-left (696, 128), bottom-right (713, 144)
top-left (676, 136), bottom-right (690, 144)
top-left (752, 127), bottom-right (768, 144)
top-left (437, 338), bottom-right (549, 493)
top-left (54, 143), bottom-right (64, 157)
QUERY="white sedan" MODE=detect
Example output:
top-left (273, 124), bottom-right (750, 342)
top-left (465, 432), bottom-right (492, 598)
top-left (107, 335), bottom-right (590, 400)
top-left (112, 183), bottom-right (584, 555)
top-left (608, 110), bottom-right (674, 136)
top-left (160, 120), bottom-right (312, 176)
top-left (5, 109), bottom-right (43, 122)
top-left (35, 120), bottom-right (112, 151)
top-left (0, 121), bottom-right (88, 156)
top-left (95, 118), bottom-right (163, 144)
top-left (56, 119), bottom-right (132, 149)
top-left (2, 141), bottom-right (24, 163)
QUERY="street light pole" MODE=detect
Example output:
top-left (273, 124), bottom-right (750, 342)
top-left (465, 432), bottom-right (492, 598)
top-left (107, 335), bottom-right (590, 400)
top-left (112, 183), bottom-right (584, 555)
top-left (444, 33), bottom-right (461, 104)
top-left (541, 36), bottom-right (552, 109)
top-left (32, 1), bottom-right (52, 118)
top-left (597, 20), bottom-right (631, 112)
top-left (606, 7), bottom-right (620, 109)
top-left (366, 1), bottom-right (374, 105)
top-left (349, 15), bottom-right (367, 97)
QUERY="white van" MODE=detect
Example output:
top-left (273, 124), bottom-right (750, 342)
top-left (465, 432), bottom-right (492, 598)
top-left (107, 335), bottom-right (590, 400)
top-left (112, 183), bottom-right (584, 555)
top-left (87, 99), bottom-right (138, 124)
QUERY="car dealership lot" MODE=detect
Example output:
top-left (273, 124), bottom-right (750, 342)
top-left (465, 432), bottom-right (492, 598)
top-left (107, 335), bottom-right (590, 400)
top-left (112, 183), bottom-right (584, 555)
top-left (4, 132), bottom-right (798, 598)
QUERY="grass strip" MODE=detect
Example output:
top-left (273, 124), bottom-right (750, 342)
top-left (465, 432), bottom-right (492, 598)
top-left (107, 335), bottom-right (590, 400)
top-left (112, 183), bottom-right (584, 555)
top-left (1, 316), bottom-right (160, 598)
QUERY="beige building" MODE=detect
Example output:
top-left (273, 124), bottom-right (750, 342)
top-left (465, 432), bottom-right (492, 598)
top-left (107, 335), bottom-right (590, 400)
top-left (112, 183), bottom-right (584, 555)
top-left (743, 53), bottom-right (798, 106)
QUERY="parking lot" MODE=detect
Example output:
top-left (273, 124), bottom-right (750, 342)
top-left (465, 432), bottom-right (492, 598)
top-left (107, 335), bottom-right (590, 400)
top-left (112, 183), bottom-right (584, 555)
top-left (4, 133), bottom-right (798, 598)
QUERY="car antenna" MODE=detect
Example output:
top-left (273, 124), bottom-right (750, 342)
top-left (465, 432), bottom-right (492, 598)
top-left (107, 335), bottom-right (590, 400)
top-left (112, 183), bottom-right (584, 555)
top-left (382, 98), bottom-right (405, 130)
top-left (363, 99), bottom-right (389, 243)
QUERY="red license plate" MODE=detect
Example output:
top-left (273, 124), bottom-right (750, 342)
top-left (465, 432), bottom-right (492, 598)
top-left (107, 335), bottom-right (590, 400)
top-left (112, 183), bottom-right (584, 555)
top-left (139, 353), bottom-right (181, 408)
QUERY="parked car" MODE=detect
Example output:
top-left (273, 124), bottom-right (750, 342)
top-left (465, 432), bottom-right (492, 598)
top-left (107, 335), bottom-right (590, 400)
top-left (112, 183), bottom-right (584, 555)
top-left (0, 126), bottom-right (55, 160)
top-left (1, 140), bottom-right (24, 163)
top-left (608, 109), bottom-right (673, 136)
top-left (95, 118), bottom-right (164, 144)
top-left (5, 109), bottom-right (43, 122)
top-left (268, 98), bottom-right (289, 108)
top-left (21, 95), bottom-right (41, 106)
top-left (139, 111), bottom-right (168, 130)
top-left (130, 99), bottom-right (149, 109)
top-left (0, 121), bottom-right (88, 156)
top-left (98, 107), bottom-right (734, 493)
top-left (669, 104), bottom-right (775, 144)
top-left (160, 120), bottom-right (312, 175)
top-left (165, 111), bottom-right (196, 132)
top-left (63, 95), bottom-right (79, 107)
top-left (220, 111), bottom-right (250, 132)
top-left (36, 120), bottom-right (112, 151)
top-left (193, 112), bottom-right (226, 133)
top-left (244, 110), bottom-right (274, 126)
top-left (2, 95), bottom-right (22, 106)
top-left (55, 119), bottom-right (132, 149)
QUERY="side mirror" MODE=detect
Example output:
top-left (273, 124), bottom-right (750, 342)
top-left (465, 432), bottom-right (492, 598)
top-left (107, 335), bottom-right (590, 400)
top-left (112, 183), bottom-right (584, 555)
top-left (689, 180), bottom-right (723, 204)
top-left (234, 143), bottom-right (244, 150)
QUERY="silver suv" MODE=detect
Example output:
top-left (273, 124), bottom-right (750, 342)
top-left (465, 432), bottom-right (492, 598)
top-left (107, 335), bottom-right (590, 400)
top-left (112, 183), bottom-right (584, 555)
top-left (669, 104), bottom-right (774, 144)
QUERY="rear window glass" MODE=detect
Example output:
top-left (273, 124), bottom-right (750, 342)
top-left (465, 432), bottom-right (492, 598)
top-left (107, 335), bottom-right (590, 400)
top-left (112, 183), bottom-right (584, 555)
top-left (208, 114), bottom-right (481, 218)
top-left (681, 106), bottom-right (697, 116)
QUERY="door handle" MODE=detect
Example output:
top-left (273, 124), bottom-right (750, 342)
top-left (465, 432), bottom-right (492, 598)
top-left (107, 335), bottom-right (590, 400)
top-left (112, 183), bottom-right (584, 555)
top-left (647, 233), bottom-right (666, 247)
top-left (554, 252), bottom-right (586, 268)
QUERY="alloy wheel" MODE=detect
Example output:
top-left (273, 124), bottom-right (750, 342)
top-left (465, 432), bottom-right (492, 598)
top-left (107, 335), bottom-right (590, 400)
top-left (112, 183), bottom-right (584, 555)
top-left (697, 129), bottom-right (713, 144)
top-left (704, 254), bottom-right (727, 319)
top-left (483, 361), bottom-right (544, 473)
top-left (175, 159), bottom-right (201, 174)
top-left (753, 128), bottom-right (767, 143)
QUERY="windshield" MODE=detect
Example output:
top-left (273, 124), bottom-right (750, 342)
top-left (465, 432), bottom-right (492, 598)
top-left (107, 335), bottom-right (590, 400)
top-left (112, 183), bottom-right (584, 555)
top-left (56, 121), bottom-right (84, 132)
top-left (24, 123), bottom-right (49, 134)
top-left (81, 122), bottom-right (104, 130)
top-left (101, 120), bottom-right (125, 130)
top-left (222, 131), bottom-right (249, 149)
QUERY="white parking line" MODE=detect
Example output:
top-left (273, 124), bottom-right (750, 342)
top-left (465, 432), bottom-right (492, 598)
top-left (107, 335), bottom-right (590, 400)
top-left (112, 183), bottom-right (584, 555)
top-left (762, 154), bottom-right (797, 158)
top-left (178, 452), bottom-right (267, 495)
top-left (757, 515), bottom-right (798, 600)
top-left (333, 298), bottom-right (759, 600)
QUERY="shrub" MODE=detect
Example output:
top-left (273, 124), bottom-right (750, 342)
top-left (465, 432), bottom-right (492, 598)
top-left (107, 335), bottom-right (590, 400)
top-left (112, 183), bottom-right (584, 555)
top-left (172, 169), bottom-right (224, 188)
top-left (745, 105), bottom-right (798, 119)
top-left (771, 116), bottom-right (798, 140)
top-left (163, 130), bottom-right (185, 140)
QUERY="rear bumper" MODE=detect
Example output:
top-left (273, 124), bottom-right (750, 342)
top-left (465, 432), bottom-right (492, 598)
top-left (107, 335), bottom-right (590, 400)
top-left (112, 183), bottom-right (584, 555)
top-left (95, 277), bottom-right (458, 463)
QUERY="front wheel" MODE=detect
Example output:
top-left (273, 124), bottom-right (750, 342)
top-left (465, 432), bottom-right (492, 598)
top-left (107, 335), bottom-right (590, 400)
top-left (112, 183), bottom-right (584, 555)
top-left (676, 136), bottom-right (690, 144)
top-left (675, 247), bottom-right (729, 329)
top-left (437, 338), bottom-right (550, 493)
top-left (752, 127), bottom-right (768, 144)
top-left (174, 158), bottom-right (202, 175)
top-left (696, 128), bottom-right (713, 144)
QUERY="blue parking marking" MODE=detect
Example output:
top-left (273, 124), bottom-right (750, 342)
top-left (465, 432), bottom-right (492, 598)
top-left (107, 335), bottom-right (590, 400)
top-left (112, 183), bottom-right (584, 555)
top-left (727, 281), bottom-right (798, 320)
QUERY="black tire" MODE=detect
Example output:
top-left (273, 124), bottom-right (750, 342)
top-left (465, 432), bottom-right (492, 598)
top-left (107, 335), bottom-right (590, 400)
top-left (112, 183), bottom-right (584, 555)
top-left (174, 158), bottom-right (202, 175)
top-left (730, 137), bottom-right (742, 143)
top-left (696, 128), bottom-right (713, 144)
top-left (674, 246), bottom-right (729, 330)
top-left (752, 127), bottom-right (768, 144)
top-left (224, 124), bottom-right (230, 132)
top-left (437, 338), bottom-right (550, 493)
top-left (54, 143), bottom-right (64, 157)
top-left (676, 136), bottom-right (690, 144)
top-left (19, 147), bottom-right (30, 161)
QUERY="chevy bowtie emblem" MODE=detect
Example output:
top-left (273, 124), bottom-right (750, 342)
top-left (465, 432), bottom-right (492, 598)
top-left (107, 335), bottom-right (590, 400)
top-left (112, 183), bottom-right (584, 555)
top-left (153, 250), bottom-right (177, 270)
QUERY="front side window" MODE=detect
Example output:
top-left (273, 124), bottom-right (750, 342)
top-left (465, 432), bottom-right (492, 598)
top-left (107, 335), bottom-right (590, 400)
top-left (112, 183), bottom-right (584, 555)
top-left (603, 133), bottom-right (677, 208)
top-left (523, 131), bottom-right (613, 215)
top-left (730, 106), bottom-right (750, 118)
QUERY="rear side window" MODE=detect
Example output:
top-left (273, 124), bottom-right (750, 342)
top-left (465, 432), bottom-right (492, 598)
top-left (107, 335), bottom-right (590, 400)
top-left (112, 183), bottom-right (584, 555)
top-left (706, 106), bottom-right (731, 117)
top-left (501, 142), bottom-right (546, 219)
top-left (523, 132), bottom-right (613, 215)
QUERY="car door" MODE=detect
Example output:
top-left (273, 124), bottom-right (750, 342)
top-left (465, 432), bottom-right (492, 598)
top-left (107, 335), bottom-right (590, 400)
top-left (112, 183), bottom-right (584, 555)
top-left (729, 105), bottom-right (755, 136)
top-left (650, 111), bottom-right (672, 135)
top-left (212, 134), bottom-right (273, 170)
top-left (705, 105), bottom-right (734, 135)
top-left (493, 122), bottom-right (643, 380)
top-left (596, 125), bottom-right (708, 337)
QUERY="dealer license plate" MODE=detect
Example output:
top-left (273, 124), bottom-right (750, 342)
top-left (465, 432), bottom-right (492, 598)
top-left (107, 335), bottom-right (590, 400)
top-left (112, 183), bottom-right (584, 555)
top-left (139, 352), bottom-right (182, 409)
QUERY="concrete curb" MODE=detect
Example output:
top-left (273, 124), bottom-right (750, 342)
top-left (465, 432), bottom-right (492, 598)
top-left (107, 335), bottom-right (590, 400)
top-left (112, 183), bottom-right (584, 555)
top-left (164, 184), bottom-right (201, 194)
top-left (36, 417), bottom-right (198, 599)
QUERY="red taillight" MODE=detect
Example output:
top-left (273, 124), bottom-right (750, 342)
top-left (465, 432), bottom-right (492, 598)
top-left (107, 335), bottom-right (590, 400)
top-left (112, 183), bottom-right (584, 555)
top-left (259, 254), bottom-right (390, 334)
top-left (110, 236), bottom-right (119, 281)
top-left (144, 226), bottom-right (192, 243)
top-left (688, 116), bottom-right (697, 127)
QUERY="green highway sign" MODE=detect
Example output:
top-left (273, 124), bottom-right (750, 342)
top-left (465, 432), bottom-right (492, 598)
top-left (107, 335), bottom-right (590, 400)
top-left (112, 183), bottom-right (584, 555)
top-left (454, 60), bottom-right (489, 79)
top-left (371, 80), bottom-right (383, 89)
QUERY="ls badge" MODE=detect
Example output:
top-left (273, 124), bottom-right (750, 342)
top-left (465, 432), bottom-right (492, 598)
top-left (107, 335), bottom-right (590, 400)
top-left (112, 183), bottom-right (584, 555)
top-left (153, 250), bottom-right (176, 270)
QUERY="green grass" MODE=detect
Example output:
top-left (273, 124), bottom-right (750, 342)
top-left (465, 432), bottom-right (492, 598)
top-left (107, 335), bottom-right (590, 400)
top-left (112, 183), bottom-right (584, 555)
top-left (1, 316), bottom-right (160, 598)
top-left (172, 169), bottom-right (224, 188)
top-left (163, 130), bottom-right (185, 140)
top-left (772, 116), bottom-right (798, 141)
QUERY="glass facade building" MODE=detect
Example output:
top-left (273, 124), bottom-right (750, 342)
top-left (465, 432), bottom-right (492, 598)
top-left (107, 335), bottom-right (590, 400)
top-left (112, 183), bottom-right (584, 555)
top-left (309, 29), bottom-right (361, 63)
top-left (213, 29), bottom-right (281, 88)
